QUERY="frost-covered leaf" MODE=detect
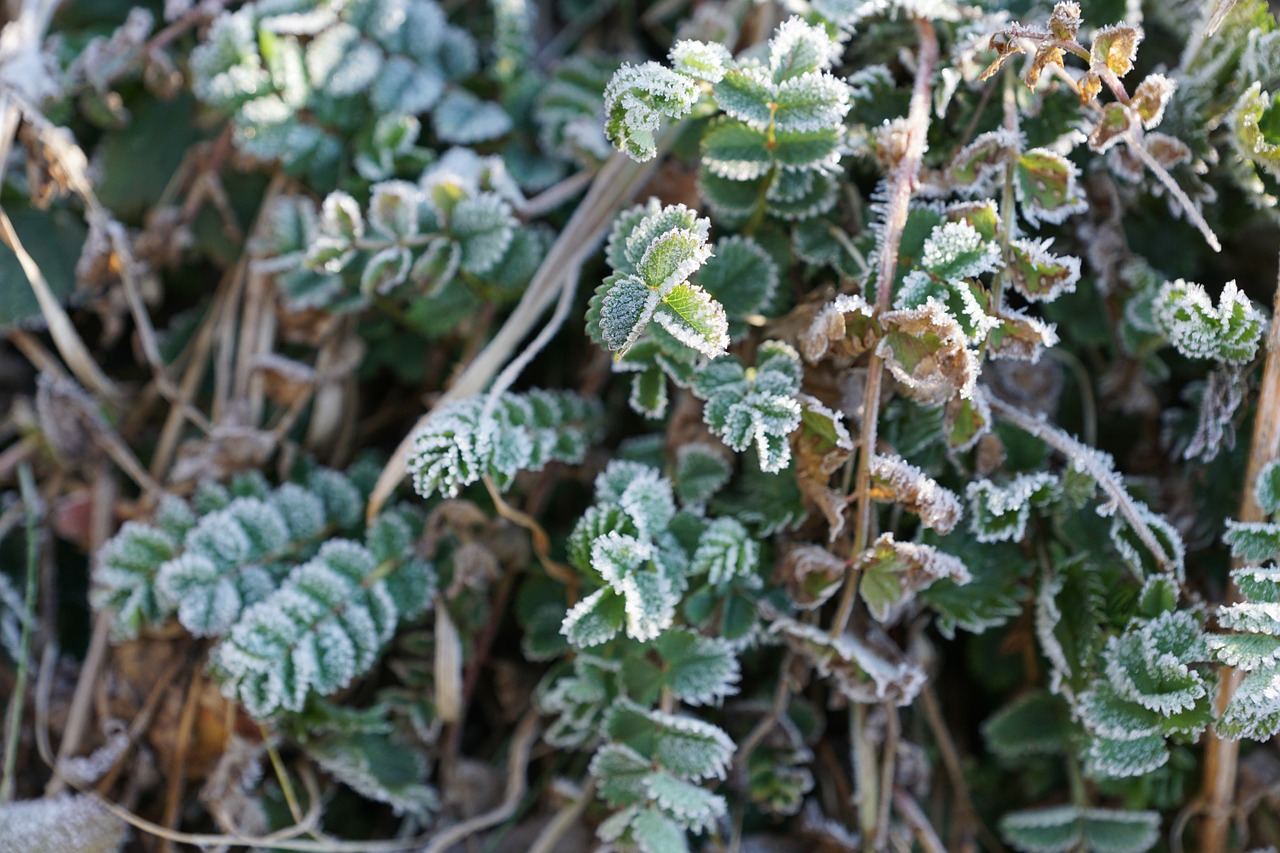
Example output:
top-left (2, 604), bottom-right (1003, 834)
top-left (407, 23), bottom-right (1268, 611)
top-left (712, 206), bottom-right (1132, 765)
top-left (1223, 521), bottom-right (1280, 563)
top-left (690, 517), bottom-right (760, 588)
top-left (1154, 279), bottom-right (1265, 365)
top-left (768, 17), bottom-right (842, 82)
top-left (1000, 806), bottom-right (1159, 853)
top-left (868, 455), bottom-right (962, 534)
top-left (91, 522), bottom-right (179, 639)
top-left (1102, 610), bottom-right (1211, 717)
top-left (771, 616), bottom-right (926, 705)
top-left (1007, 239), bottom-right (1081, 303)
top-left (408, 391), bottom-right (600, 499)
top-left (674, 444), bottom-right (732, 506)
top-left (856, 532), bottom-right (970, 623)
top-left (693, 342), bottom-right (803, 472)
top-left (605, 698), bottom-right (735, 781)
top-left (604, 61), bottom-right (701, 161)
top-left (1254, 459), bottom-right (1280, 516)
top-left (799, 293), bottom-right (878, 363)
top-left (895, 271), bottom-right (996, 344)
top-left (967, 473), bottom-right (1058, 544)
top-left (777, 544), bottom-right (845, 610)
top-left (877, 301), bottom-right (977, 405)
top-left (432, 89), bottom-right (512, 144)
top-left (654, 629), bottom-right (741, 705)
top-left (919, 220), bottom-right (1001, 280)
top-left (654, 283), bottom-right (730, 358)
top-left (669, 40), bottom-right (732, 82)
top-left (1231, 81), bottom-right (1280, 179)
top-left (696, 235), bottom-right (778, 320)
top-left (982, 690), bottom-right (1071, 759)
top-left (0, 796), bottom-right (127, 853)
top-left (210, 539), bottom-right (404, 717)
top-left (1014, 149), bottom-right (1088, 227)
top-left (303, 730), bottom-right (437, 818)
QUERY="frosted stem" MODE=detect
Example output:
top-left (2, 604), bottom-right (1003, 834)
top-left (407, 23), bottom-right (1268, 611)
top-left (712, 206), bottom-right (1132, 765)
top-left (988, 395), bottom-right (1174, 571)
top-left (830, 17), bottom-right (939, 637)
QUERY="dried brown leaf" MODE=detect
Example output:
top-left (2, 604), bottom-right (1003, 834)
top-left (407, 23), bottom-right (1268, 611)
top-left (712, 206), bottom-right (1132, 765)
top-left (868, 454), bottom-right (961, 533)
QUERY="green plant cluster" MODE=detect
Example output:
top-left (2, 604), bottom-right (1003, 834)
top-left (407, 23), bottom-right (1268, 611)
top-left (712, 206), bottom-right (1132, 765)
top-left (2, 0), bottom-right (1280, 851)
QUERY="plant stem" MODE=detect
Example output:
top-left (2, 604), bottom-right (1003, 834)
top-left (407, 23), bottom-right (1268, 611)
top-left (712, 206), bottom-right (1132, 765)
top-left (1197, 274), bottom-right (1280, 853)
top-left (988, 395), bottom-right (1174, 573)
top-left (830, 16), bottom-right (939, 636)
top-left (0, 463), bottom-right (39, 803)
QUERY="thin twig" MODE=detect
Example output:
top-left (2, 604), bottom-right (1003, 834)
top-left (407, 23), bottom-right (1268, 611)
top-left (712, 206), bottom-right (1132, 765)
top-left (0, 205), bottom-right (124, 404)
top-left (988, 395), bottom-right (1173, 572)
top-left (159, 668), bottom-right (204, 853)
top-left (893, 787), bottom-right (948, 853)
top-left (0, 462), bottom-right (40, 803)
top-left (46, 468), bottom-right (116, 797)
top-left (482, 476), bottom-right (578, 591)
top-left (830, 16), bottom-right (940, 636)
top-left (521, 168), bottom-right (597, 219)
top-left (526, 780), bottom-right (595, 853)
top-left (875, 705), bottom-right (900, 850)
top-left (920, 684), bottom-right (1005, 853)
top-left (421, 712), bottom-right (540, 853)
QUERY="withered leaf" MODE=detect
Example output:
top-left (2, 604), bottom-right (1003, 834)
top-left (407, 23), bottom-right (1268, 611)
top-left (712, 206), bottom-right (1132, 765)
top-left (771, 616), bottom-right (927, 706)
top-left (876, 302), bottom-right (977, 406)
top-left (868, 454), bottom-right (962, 533)
top-left (800, 293), bottom-right (878, 363)
top-left (777, 544), bottom-right (847, 610)
top-left (855, 532), bottom-right (971, 623)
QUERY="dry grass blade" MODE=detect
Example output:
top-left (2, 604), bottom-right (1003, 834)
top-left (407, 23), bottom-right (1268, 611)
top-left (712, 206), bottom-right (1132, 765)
top-left (0, 205), bottom-right (123, 404)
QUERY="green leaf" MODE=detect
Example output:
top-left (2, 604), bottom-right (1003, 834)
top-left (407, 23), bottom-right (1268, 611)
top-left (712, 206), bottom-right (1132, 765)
top-left (1000, 806), bottom-right (1159, 853)
top-left (604, 61), bottom-right (701, 161)
top-left (1013, 149), bottom-right (1087, 227)
top-left (700, 117), bottom-right (772, 180)
top-left (1007, 239), bottom-right (1081, 303)
top-left (1224, 521), bottom-right (1280, 563)
top-left (605, 698), bottom-right (735, 781)
top-left (1231, 81), bottom-right (1280, 179)
top-left (631, 807), bottom-right (690, 853)
top-left (981, 690), bottom-right (1071, 759)
top-left (697, 235), bottom-right (779, 320)
top-left (856, 533), bottom-right (970, 623)
top-left (673, 444), bottom-right (732, 506)
top-left (654, 630), bottom-right (741, 706)
top-left (768, 17), bottom-right (841, 82)
top-left (302, 730), bottom-right (437, 818)
top-left (1154, 279), bottom-right (1265, 365)
top-left (561, 587), bottom-right (626, 648)
top-left (1254, 459), bottom-right (1280, 516)
top-left (655, 283), bottom-right (730, 357)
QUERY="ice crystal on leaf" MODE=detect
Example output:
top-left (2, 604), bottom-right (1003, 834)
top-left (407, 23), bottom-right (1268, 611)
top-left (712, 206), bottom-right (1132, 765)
top-left (0, 796), bottom-right (128, 853)
top-left (211, 538), bottom-right (435, 718)
top-left (967, 473), bottom-right (1059, 544)
top-left (691, 341), bottom-right (804, 472)
top-left (855, 532), bottom-right (970, 623)
top-left (771, 616), bottom-right (927, 705)
top-left (1211, 567), bottom-right (1280, 740)
top-left (408, 390), bottom-right (600, 499)
top-left (1153, 279), bottom-right (1266, 365)
top-left (868, 454), bottom-right (962, 533)
top-left (604, 62), bottom-right (701, 162)
top-left (999, 805), bottom-right (1159, 853)
top-left (591, 200), bottom-right (728, 359)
